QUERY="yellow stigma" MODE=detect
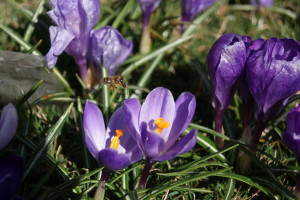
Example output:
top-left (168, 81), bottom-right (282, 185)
top-left (110, 129), bottom-right (123, 150)
top-left (154, 118), bottom-right (169, 134)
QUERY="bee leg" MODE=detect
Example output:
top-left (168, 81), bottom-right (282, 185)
top-left (109, 85), bottom-right (115, 91)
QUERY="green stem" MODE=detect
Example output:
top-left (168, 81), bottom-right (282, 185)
top-left (102, 67), bottom-right (110, 123)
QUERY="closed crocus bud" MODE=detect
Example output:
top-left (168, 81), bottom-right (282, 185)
top-left (45, 0), bottom-right (100, 79)
top-left (207, 33), bottom-right (247, 147)
top-left (181, 0), bottom-right (215, 22)
top-left (0, 103), bottom-right (18, 150)
top-left (250, 0), bottom-right (273, 7)
top-left (83, 101), bottom-right (142, 173)
top-left (247, 38), bottom-right (300, 145)
top-left (89, 26), bottom-right (133, 76)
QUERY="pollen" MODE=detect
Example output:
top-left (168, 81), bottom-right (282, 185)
top-left (110, 129), bottom-right (123, 150)
top-left (154, 118), bottom-right (169, 134)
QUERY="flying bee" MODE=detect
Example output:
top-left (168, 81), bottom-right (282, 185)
top-left (99, 75), bottom-right (127, 91)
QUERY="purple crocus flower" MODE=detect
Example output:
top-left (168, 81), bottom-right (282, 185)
top-left (89, 26), bottom-right (133, 76)
top-left (138, 0), bottom-right (162, 28)
top-left (45, 0), bottom-right (100, 79)
top-left (181, 0), bottom-right (215, 22)
top-left (0, 103), bottom-right (18, 150)
top-left (282, 105), bottom-right (300, 164)
top-left (250, 0), bottom-right (273, 7)
top-left (83, 101), bottom-right (142, 172)
top-left (247, 38), bottom-right (300, 145)
top-left (123, 87), bottom-right (197, 162)
top-left (0, 155), bottom-right (24, 200)
top-left (207, 33), bottom-right (247, 145)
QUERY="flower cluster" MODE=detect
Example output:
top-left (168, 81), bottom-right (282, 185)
top-left (83, 87), bottom-right (197, 183)
top-left (45, 0), bottom-right (133, 83)
top-left (207, 33), bottom-right (300, 146)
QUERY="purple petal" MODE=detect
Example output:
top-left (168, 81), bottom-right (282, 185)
top-left (97, 148), bottom-right (131, 171)
top-left (0, 104), bottom-right (18, 150)
top-left (287, 105), bottom-right (300, 134)
top-left (139, 87), bottom-right (175, 138)
top-left (83, 101), bottom-right (106, 158)
top-left (45, 26), bottom-right (74, 68)
top-left (166, 92), bottom-right (196, 149)
top-left (282, 131), bottom-right (300, 156)
top-left (140, 122), bottom-right (165, 159)
top-left (0, 155), bottom-right (24, 200)
top-left (106, 107), bottom-right (143, 162)
top-left (153, 129), bottom-right (197, 161)
top-left (90, 26), bottom-right (133, 76)
top-left (122, 98), bottom-right (143, 147)
top-left (181, 0), bottom-right (215, 22)
top-left (78, 0), bottom-right (100, 32)
top-left (250, 0), bottom-right (273, 7)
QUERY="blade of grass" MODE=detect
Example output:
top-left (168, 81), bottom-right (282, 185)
top-left (16, 80), bottom-right (43, 108)
top-left (23, 103), bottom-right (74, 179)
top-left (112, 0), bottom-right (135, 29)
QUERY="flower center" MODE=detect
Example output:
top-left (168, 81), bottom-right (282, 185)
top-left (154, 118), bottom-right (169, 134)
top-left (110, 129), bottom-right (123, 150)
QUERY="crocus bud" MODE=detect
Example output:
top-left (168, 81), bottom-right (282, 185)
top-left (181, 0), bottom-right (215, 22)
top-left (138, 0), bottom-right (162, 27)
top-left (207, 33), bottom-right (247, 137)
top-left (89, 26), bottom-right (133, 76)
top-left (0, 104), bottom-right (18, 150)
top-left (250, 0), bottom-right (273, 7)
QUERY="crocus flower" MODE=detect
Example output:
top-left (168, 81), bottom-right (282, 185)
top-left (181, 0), bottom-right (215, 22)
top-left (207, 33), bottom-right (247, 141)
top-left (83, 101), bottom-right (142, 172)
top-left (45, 0), bottom-right (100, 79)
top-left (89, 26), bottom-right (133, 76)
top-left (123, 87), bottom-right (197, 162)
top-left (282, 105), bottom-right (300, 164)
top-left (0, 103), bottom-right (18, 150)
top-left (0, 155), bottom-right (24, 200)
top-left (138, 0), bottom-right (162, 28)
top-left (246, 38), bottom-right (300, 145)
top-left (250, 0), bottom-right (273, 7)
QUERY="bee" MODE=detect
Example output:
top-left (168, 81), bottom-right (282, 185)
top-left (99, 75), bottom-right (127, 91)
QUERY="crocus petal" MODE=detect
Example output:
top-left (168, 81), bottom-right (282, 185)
top-left (97, 148), bottom-right (131, 171)
top-left (90, 26), bottom-right (133, 76)
top-left (282, 131), bottom-right (300, 155)
top-left (107, 107), bottom-right (142, 159)
top-left (153, 129), bottom-right (197, 161)
top-left (45, 26), bottom-right (74, 68)
top-left (139, 87), bottom-right (175, 138)
top-left (287, 105), bottom-right (300, 134)
top-left (83, 101), bottom-right (106, 158)
top-left (78, 0), bottom-right (100, 32)
top-left (181, 0), bottom-right (215, 22)
top-left (123, 98), bottom-right (143, 147)
top-left (166, 92), bottom-right (196, 149)
top-left (250, 0), bottom-right (273, 7)
top-left (140, 122), bottom-right (165, 159)
top-left (0, 104), bottom-right (17, 150)
top-left (0, 155), bottom-right (24, 200)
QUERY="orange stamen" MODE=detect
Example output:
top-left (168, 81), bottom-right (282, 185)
top-left (154, 118), bottom-right (169, 134)
top-left (110, 129), bottom-right (123, 150)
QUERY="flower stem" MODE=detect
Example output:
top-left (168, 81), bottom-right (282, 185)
top-left (250, 121), bottom-right (265, 146)
top-left (138, 160), bottom-right (153, 189)
top-left (94, 169), bottom-right (110, 200)
top-left (101, 67), bottom-right (110, 123)
top-left (215, 109), bottom-right (225, 149)
top-left (140, 24), bottom-right (152, 54)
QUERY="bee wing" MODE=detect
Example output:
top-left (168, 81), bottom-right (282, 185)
top-left (0, 51), bottom-right (63, 105)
